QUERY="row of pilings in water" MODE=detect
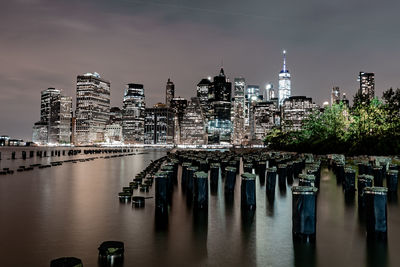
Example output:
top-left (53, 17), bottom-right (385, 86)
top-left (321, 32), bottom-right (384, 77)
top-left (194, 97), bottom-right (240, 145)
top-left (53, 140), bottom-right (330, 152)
top-left (0, 148), bottom-right (138, 175)
top-left (118, 150), bottom-right (398, 246)
top-left (329, 157), bottom-right (399, 240)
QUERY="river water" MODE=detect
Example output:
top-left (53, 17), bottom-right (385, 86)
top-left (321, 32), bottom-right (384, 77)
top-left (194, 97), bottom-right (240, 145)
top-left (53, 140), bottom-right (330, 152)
top-left (0, 148), bottom-right (398, 267)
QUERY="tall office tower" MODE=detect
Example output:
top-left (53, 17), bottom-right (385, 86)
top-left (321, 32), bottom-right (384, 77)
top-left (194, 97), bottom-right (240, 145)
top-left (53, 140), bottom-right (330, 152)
top-left (358, 72), bottom-right (375, 100)
top-left (278, 50), bottom-right (291, 106)
top-left (170, 97), bottom-right (188, 144)
top-left (245, 84), bottom-right (260, 120)
top-left (40, 88), bottom-right (61, 123)
top-left (33, 87), bottom-right (72, 144)
top-left (263, 83), bottom-right (274, 101)
top-left (207, 68), bottom-right (232, 144)
top-left (165, 78), bottom-right (175, 108)
top-left (170, 97), bottom-right (188, 126)
top-left (144, 103), bottom-right (175, 145)
top-left (180, 97), bottom-right (207, 145)
top-left (232, 78), bottom-right (246, 145)
top-left (196, 78), bottom-right (212, 119)
top-left (331, 86), bottom-right (341, 106)
top-left (75, 72), bottom-right (110, 144)
top-left (122, 83), bottom-right (146, 143)
top-left (48, 95), bottom-right (72, 144)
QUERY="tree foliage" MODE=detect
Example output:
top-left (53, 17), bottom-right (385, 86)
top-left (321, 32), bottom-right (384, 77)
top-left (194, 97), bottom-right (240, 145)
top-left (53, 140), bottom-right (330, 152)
top-left (265, 88), bottom-right (400, 155)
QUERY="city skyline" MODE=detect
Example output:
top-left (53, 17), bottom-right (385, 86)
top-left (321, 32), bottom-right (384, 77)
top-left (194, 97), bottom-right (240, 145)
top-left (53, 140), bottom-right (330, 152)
top-left (2, 0), bottom-right (400, 140)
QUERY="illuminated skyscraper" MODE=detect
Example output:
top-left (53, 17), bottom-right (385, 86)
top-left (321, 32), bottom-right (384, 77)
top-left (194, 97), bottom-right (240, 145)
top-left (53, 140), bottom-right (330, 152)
top-left (165, 78), bottom-right (175, 107)
top-left (232, 78), bottom-right (246, 145)
top-left (196, 78), bottom-right (212, 119)
top-left (278, 50), bottom-right (291, 106)
top-left (180, 97), bottom-right (207, 145)
top-left (49, 95), bottom-right (72, 144)
top-left (122, 83), bottom-right (145, 143)
top-left (33, 87), bottom-right (72, 144)
top-left (75, 72), bottom-right (110, 144)
top-left (144, 104), bottom-right (175, 145)
top-left (263, 83), bottom-right (275, 101)
top-left (207, 68), bottom-right (232, 144)
top-left (40, 88), bottom-right (61, 123)
top-left (358, 72), bottom-right (375, 100)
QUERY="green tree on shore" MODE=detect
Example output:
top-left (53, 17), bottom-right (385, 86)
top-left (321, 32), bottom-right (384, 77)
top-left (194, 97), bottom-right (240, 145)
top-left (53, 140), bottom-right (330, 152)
top-left (264, 88), bottom-right (400, 155)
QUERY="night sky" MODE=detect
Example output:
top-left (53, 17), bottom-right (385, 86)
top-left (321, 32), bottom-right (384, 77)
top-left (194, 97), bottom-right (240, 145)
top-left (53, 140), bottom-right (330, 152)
top-left (1, 0), bottom-right (400, 140)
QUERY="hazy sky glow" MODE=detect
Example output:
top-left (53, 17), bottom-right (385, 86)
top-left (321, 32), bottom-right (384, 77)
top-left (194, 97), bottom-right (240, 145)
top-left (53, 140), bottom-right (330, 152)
top-left (1, 0), bottom-right (400, 139)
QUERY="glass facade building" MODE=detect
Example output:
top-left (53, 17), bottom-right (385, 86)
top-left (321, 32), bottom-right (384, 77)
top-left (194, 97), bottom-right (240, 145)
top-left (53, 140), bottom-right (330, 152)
top-left (278, 50), bottom-right (291, 106)
top-left (165, 78), bottom-right (175, 108)
top-left (144, 104), bottom-right (175, 144)
top-left (358, 72), bottom-right (375, 100)
top-left (180, 97), bottom-right (207, 145)
top-left (75, 72), bottom-right (110, 144)
top-left (207, 68), bottom-right (232, 144)
top-left (122, 83), bottom-right (146, 143)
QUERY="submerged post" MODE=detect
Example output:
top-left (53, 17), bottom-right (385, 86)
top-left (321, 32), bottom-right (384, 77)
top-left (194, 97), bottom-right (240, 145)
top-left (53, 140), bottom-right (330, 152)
top-left (225, 166), bottom-right (237, 194)
top-left (187, 166), bottom-right (198, 196)
top-left (241, 173), bottom-right (256, 210)
top-left (50, 257), bottom-right (83, 267)
top-left (266, 167), bottom-right (277, 194)
top-left (181, 162), bottom-right (191, 191)
top-left (194, 171), bottom-right (209, 209)
top-left (155, 172), bottom-right (168, 214)
top-left (364, 187), bottom-right (388, 240)
top-left (386, 170), bottom-right (398, 193)
top-left (210, 163), bottom-right (220, 191)
top-left (292, 186), bottom-right (318, 242)
top-left (344, 168), bottom-right (356, 192)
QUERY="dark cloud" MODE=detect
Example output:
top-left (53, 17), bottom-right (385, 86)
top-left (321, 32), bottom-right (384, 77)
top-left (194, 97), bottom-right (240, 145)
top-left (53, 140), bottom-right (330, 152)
top-left (1, 0), bottom-right (400, 139)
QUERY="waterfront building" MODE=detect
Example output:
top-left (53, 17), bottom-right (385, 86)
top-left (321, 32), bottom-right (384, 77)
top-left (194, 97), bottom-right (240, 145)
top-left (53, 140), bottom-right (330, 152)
top-left (180, 97), bottom-right (207, 145)
top-left (196, 78), bottom-right (212, 120)
top-left (253, 101), bottom-right (280, 143)
top-left (358, 72), bottom-right (375, 100)
top-left (331, 86), bottom-right (340, 106)
top-left (104, 123), bottom-right (123, 143)
top-left (40, 88), bottom-right (61, 123)
top-left (144, 103), bottom-right (174, 145)
top-left (33, 87), bottom-right (72, 144)
top-left (207, 68), bottom-right (232, 144)
top-left (75, 72), bottom-right (111, 144)
top-left (122, 83), bottom-right (145, 144)
top-left (278, 50), bottom-right (291, 106)
top-left (281, 96), bottom-right (317, 132)
top-left (165, 78), bottom-right (175, 108)
top-left (48, 95), bottom-right (72, 144)
top-left (32, 122), bottom-right (48, 145)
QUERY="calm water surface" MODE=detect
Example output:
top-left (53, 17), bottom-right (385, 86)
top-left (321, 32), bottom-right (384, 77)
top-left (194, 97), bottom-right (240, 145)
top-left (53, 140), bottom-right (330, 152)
top-left (0, 149), bottom-right (399, 267)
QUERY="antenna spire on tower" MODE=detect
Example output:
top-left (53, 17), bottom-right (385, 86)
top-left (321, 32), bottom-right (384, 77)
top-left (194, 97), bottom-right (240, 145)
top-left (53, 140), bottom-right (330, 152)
top-left (283, 49), bottom-right (287, 72)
